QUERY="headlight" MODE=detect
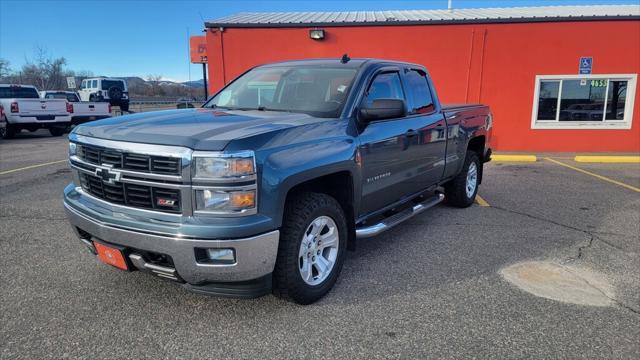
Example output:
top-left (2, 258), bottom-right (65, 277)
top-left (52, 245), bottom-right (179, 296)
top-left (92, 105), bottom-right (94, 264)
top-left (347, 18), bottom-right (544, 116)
top-left (195, 189), bottom-right (256, 212)
top-left (193, 151), bottom-right (255, 180)
top-left (69, 142), bottom-right (77, 156)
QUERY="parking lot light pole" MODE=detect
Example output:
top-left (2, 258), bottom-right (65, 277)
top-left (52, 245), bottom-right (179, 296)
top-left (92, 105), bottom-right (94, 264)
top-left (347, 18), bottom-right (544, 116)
top-left (203, 63), bottom-right (208, 100)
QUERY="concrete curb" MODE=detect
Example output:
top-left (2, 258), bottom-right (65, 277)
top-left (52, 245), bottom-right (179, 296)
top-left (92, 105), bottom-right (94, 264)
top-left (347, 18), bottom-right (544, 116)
top-left (574, 156), bottom-right (640, 163)
top-left (491, 154), bottom-right (537, 162)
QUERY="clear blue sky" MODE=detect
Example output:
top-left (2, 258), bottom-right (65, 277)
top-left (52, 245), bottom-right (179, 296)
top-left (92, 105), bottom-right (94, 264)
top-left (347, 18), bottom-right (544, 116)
top-left (1, 0), bottom-right (637, 82)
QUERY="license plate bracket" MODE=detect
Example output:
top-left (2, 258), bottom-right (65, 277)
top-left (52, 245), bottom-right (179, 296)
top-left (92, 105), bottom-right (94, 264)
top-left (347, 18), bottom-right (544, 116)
top-left (94, 241), bottom-right (129, 271)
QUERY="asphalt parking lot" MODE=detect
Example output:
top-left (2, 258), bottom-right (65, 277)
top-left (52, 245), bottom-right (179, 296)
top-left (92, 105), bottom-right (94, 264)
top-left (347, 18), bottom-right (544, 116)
top-left (1, 130), bottom-right (638, 359)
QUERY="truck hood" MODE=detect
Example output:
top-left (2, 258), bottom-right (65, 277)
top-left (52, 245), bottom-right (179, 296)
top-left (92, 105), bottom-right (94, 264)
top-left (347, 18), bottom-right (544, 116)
top-left (73, 108), bottom-right (326, 150)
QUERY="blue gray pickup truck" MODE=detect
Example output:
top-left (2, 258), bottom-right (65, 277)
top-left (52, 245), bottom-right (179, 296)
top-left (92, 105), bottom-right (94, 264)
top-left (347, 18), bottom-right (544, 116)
top-left (63, 58), bottom-right (492, 304)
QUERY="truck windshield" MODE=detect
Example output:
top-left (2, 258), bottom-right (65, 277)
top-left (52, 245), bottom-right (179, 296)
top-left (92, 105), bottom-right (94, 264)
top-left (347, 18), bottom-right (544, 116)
top-left (0, 87), bottom-right (40, 99)
top-left (204, 66), bottom-right (358, 118)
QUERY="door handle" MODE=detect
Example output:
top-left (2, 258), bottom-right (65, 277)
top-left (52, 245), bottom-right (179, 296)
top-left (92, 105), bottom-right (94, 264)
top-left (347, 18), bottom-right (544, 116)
top-left (406, 129), bottom-right (418, 138)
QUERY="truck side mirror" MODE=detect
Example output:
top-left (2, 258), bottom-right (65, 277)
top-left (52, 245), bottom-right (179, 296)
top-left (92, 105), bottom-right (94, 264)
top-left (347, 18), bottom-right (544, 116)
top-left (358, 98), bottom-right (406, 122)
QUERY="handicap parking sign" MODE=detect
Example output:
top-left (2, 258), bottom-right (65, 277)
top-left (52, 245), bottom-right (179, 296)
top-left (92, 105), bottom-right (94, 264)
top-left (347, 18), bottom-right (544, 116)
top-left (579, 57), bottom-right (592, 74)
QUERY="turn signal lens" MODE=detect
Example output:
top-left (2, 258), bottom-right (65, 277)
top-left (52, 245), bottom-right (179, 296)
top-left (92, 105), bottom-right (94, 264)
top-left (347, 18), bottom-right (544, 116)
top-left (229, 191), bottom-right (255, 208)
top-left (195, 189), bottom-right (256, 212)
top-left (230, 158), bottom-right (254, 175)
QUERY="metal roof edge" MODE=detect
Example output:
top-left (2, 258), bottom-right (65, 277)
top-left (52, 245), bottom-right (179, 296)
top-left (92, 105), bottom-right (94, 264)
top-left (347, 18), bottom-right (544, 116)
top-left (205, 15), bottom-right (640, 28)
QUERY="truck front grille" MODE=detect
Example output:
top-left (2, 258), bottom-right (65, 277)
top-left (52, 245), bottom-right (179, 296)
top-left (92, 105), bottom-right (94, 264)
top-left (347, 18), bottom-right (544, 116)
top-left (79, 144), bottom-right (181, 175)
top-left (79, 173), bottom-right (181, 213)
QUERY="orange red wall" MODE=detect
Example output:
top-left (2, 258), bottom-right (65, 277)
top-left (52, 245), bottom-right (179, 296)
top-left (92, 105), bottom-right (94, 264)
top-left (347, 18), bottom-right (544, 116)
top-left (206, 21), bottom-right (640, 152)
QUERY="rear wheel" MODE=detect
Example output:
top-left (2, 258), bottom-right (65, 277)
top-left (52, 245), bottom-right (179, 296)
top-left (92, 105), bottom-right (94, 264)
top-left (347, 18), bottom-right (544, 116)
top-left (0, 118), bottom-right (15, 139)
top-left (49, 127), bottom-right (65, 137)
top-left (273, 192), bottom-right (347, 305)
top-left (445, 151), bottom-right (480, 208)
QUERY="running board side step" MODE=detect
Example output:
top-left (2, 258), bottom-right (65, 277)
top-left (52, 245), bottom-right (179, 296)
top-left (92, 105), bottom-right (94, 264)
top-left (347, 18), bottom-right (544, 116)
top-left (355, 193), bottom-right (445, 239)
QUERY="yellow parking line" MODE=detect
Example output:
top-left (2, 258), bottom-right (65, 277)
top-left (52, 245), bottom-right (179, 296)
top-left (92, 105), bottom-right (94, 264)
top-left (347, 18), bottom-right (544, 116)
top-left (0, 159), bottom-right (67, 176)
top-left (475, 194), bottom-right (490, 207)
top-left (544, 157), bottom-right (640, 193)
top-left (574, 155), bottom-right (640, 163)
top-left (492, 154), bottom-right (537, 162)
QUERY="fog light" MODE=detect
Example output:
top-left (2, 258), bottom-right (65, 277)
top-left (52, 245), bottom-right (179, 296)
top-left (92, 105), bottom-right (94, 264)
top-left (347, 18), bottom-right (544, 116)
top-left (199, 248), bottom-right (236, 264)
top-left (69, 142), bottom-right (77, 156)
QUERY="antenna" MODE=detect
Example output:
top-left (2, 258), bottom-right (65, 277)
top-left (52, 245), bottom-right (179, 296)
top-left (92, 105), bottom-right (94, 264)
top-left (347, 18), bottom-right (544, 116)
top-left (341, 54), bottom-right (351, 64)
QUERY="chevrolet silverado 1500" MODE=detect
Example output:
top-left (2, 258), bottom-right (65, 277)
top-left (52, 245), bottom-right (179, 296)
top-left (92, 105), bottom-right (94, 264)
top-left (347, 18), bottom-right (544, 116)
top-left (63, 58), bottom-right (492, 304)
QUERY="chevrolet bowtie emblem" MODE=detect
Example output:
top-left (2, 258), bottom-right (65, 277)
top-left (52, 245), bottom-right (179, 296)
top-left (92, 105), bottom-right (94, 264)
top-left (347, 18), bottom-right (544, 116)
top-left (95, 167), bottom-right (121, 184)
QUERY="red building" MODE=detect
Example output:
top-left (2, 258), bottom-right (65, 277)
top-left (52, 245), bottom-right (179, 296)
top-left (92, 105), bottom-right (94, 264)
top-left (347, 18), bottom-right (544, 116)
top-left (204, 5), bottom-right (640, 152)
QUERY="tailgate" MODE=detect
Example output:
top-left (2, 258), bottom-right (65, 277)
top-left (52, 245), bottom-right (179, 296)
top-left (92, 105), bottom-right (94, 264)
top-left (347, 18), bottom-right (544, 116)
top-left (18, 99), bottom-right (68, 115)
top-left (75, 102), bottom-right (110, 116)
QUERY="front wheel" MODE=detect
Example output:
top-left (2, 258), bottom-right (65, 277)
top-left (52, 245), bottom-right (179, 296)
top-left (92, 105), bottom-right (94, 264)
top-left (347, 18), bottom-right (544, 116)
top-left (445, 151), bottom-right (480, 208)
top-left (273, 192), bottom-right (347, 305)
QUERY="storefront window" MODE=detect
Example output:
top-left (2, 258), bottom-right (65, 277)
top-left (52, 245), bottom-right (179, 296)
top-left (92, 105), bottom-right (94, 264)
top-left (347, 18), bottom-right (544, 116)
top-left (532, 75), bottom-right (636, 129)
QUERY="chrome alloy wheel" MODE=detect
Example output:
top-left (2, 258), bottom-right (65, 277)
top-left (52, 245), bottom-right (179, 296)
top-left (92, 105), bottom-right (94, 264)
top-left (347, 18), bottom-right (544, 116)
top-left (466, 162), bottom-right (478, 198)
top-left (298, 215), bottom-right (339, 286)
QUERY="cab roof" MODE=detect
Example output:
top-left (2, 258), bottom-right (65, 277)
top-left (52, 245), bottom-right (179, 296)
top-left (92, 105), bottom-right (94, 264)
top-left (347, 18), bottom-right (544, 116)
top-left (258, 58), bottom-right (424, 69)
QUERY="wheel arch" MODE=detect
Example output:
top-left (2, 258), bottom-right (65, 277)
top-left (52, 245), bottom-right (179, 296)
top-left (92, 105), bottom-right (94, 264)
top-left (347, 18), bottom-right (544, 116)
top-left (281, 169), bottom-right (358, 251)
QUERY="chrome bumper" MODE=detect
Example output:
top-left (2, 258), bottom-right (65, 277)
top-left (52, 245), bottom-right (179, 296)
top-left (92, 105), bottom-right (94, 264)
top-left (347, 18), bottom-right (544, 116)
top-left (64, 202), bottom-right (279, 284)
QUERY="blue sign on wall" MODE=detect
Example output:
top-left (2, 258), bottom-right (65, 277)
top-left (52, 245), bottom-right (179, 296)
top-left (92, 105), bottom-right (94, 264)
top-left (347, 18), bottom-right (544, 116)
top-left (579, 57), bottom-right (593, 74)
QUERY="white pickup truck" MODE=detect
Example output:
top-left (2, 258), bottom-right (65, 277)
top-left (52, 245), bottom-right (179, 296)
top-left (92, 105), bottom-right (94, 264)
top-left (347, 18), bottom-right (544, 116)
top-left (0, 84), bottom-right (72, 139)
top-left (40, 91), bottom-right (112, 125)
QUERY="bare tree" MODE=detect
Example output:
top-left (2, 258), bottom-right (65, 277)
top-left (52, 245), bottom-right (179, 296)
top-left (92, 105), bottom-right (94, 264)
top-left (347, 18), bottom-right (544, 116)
top-left (146, 74), bottom-right (165, 96)
top-left (20, 46), bottom-right (70, 90)
top-left (0, 58), bottom-right (10, 78)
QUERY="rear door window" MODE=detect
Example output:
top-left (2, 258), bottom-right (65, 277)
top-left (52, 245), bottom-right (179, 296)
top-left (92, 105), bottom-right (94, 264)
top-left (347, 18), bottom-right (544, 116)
top-left (404, 69), bottom-right (435, 114)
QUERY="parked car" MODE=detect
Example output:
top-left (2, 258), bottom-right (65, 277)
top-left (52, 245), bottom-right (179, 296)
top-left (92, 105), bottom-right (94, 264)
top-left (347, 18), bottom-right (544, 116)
top-left (63, 58), bottom-right (492, 304)
top-left (78, 78), bottom-right (129, 112)
top-left (0, 84), bottom-right (72, 138)
top-left (41, 91), bottom-right (112, 124)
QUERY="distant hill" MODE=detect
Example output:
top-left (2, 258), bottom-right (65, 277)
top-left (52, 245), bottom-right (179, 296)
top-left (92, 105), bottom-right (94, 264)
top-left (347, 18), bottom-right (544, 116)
top-left (181, 79), bottom-right (205, 88)
top-left (117, 77), bottom-right (204, 89)
top-left (112, 77), bottom-right (205, 98)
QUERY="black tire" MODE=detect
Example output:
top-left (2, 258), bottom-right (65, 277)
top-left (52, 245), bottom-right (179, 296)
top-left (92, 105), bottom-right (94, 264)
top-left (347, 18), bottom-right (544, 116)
top-left (444, 151), bottom-right (481, 208)
top-left (1, 118), bottom-right (16, 139)
top-left (273, 192), bottom-right (347, 305)
top-left (89, 95), bottom-right (96, 102)
top-left (120, 103), bottom-right (129, 112)
top-left (49, 127), bottom-right (65, 137)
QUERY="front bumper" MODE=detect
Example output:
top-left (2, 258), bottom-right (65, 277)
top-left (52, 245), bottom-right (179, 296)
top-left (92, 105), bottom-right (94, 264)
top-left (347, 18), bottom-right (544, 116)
top-left (64, 188), bottom-right (280, 287)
